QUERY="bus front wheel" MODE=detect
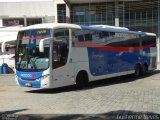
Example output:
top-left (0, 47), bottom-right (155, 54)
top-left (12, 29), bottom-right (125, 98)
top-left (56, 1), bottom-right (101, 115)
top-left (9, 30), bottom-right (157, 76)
top-left (76, 71), bottom-right (88, 89)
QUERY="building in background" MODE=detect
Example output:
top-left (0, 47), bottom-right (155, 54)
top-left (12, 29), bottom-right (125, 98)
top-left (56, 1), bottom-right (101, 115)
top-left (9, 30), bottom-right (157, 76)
top-left (0, 0), bottom-right (159, 62)
top-left (0, 0), bottom-right (65, 27)
top-left (64, 0), bottom-right (160, 62)
top-left (0, 0), bottom-right (159, 36)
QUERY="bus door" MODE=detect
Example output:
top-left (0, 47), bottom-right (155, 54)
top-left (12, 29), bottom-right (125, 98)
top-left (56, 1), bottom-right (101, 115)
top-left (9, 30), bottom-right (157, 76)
top-left (52, 29), bottom-right (74, 87)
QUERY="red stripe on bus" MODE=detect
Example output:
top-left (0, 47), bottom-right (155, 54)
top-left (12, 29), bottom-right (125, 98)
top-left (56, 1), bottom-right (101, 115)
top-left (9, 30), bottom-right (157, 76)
top-left (18, 36), bottom-right (46, 40)
top-left (77, 42), bottom-right (155, 52)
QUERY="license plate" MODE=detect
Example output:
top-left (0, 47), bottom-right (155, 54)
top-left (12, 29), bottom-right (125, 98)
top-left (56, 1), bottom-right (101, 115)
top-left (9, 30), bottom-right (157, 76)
top-left (25, 83), bottom-right (32, 87)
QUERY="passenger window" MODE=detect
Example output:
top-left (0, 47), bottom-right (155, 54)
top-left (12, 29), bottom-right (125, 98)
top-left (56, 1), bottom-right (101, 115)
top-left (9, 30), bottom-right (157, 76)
top-left (72, 29), bottom-right (93, 47)
top-left (53, 29), bottom-right (69, 69)
top-left (142, 35), bottom-right (156, 47)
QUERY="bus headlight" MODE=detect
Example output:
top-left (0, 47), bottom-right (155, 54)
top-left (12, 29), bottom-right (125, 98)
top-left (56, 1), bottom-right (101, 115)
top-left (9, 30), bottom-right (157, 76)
top-left (37, 74), bottom-right (50, 81)
top-left (16, 75), bottom-right (22, 80)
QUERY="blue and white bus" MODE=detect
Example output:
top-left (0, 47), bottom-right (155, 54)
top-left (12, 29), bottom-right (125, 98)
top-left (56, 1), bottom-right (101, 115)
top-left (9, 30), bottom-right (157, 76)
top-left (14, 23), bottom-right (157, 89)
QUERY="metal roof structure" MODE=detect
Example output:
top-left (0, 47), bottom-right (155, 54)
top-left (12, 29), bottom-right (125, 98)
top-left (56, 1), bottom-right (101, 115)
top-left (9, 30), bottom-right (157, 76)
top-left (64, 0), bottom-right (141, 4)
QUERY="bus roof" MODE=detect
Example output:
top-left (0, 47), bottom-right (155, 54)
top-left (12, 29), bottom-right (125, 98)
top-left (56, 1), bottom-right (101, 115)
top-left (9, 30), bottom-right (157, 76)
top-left (80, 25), bottom-right (146, 35)
top-left (145, 32), bottom-right (156, 36)
top-left (90, 25), bottom-right (129, 30)
top-left (19, 23), bottom-right (156, 36)
top-left (20, 23), bottom-right (81, 31)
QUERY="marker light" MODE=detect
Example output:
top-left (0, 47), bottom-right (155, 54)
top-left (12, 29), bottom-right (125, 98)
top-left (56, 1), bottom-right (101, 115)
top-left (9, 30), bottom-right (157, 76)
top-left (37, 74), bottom-right (50, 81)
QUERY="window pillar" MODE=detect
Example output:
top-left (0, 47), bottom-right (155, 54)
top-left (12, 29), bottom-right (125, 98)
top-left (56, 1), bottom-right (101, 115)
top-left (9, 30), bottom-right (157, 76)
top-left (66, 4), bottom-right (70, 23)
top-left (0, 19), bottom-right (2, 27)
top-left (115, 0), bottom-right (119, 27)
top-left (24, 15), bottom-right (27, 26)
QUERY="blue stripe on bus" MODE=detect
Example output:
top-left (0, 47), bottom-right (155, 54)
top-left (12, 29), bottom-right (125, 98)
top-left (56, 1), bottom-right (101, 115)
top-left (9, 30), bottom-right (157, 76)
top-left (80, 25), bottom-right (146, 35)
top-left (87, 47), bottom-right (150, 76)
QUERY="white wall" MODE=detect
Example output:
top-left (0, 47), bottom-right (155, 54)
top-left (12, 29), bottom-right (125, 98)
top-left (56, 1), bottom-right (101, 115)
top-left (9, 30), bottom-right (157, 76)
top-left (0, 0), bottom-right (64, 19)
top-left (0, 1), bottom-right (54, 17)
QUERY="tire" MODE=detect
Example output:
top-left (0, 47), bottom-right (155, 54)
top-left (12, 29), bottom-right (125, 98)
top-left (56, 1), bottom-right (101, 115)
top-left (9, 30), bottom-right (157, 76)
top-left (141, 64), bottom-right (148, 75)
top-left (76, 71), bottom-right (88, 89)
top-left (134, 64), bottom-right (141, 77)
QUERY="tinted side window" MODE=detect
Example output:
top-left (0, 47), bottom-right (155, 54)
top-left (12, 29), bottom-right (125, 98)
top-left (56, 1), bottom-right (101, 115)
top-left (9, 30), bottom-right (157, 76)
top-left (72, 29), bottom-right (93, 47)
top-left (75, 30), bottom-right (93, 42)
top-left (129, 38), bottom-right (140, 47)
top-left (142, 35), bottom-right (156, 47)
top-left (109, 40), bottom-right (129, 47)
top-left (107, 33), bottom-right (140, 47)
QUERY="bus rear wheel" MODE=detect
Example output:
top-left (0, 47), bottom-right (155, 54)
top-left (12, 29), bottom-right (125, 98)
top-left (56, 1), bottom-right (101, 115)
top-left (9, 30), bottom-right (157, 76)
top-left (134, 64), bottom-right (141, 77)
top-left (76, 71), bottom-right (88, 89)
top-left (141, 64), bottom-right (148, 75)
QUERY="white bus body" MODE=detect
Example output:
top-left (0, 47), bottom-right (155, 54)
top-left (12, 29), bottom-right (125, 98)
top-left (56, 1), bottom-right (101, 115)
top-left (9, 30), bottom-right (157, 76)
top-left (15, 23), bottom-right (157, 89)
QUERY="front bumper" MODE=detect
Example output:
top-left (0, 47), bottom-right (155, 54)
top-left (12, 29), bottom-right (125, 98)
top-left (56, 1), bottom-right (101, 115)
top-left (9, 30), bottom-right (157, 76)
top-left (18, 79), bottom-right (41, 88)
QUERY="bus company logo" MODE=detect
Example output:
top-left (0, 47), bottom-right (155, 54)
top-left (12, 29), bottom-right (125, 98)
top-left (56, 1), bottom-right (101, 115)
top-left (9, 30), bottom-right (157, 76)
top-left (20, 74), bottom-right (32, 78)
top-left (20, 74), bottom-right (35, 78)
top-left (92, 52), bottom-right (104, 58)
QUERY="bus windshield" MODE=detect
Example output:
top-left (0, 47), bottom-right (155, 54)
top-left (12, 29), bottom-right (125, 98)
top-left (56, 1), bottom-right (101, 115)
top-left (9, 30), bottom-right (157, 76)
top-left (15, 29), bottom-right (51, 71)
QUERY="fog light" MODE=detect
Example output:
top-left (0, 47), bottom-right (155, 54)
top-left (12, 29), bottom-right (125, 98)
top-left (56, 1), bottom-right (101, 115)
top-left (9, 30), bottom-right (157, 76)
top-left (37, 74), bottom-right (49, 81)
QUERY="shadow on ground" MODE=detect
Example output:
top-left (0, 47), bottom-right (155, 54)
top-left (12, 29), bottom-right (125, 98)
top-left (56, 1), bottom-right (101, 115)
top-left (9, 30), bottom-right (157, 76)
top-left (0, 109), bottom-right (28, 114)
top-left (26, 70), bottom-right (160, 94)
top-left (0, 110), bottom-right (160, 120)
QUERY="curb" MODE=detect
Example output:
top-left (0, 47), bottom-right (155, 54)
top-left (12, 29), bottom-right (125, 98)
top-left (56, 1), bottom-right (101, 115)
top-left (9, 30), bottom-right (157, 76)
top-left (0, 74), bottom-right (15, 76)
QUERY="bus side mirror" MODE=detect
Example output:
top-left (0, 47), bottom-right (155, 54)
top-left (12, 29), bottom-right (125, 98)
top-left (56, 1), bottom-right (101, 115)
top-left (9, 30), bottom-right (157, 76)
top-left (39, 37), bottom-right (54, 52)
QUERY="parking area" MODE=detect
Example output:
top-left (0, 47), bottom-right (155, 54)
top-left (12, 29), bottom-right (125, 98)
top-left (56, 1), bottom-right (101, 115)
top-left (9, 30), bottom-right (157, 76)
top-left (0, 66), bottom-right (160, 120)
